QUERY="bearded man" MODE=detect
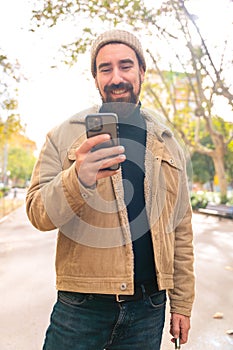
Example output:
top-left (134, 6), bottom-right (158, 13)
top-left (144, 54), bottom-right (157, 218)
top-left (26, 29), bottom-right (195, 350)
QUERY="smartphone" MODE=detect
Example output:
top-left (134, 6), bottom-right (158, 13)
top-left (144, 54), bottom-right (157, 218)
top-left (85, 113), bottom-right (120, 171)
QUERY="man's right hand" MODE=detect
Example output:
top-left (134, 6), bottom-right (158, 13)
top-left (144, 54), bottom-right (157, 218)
top-left (75, 134), bottom-right (126, 188)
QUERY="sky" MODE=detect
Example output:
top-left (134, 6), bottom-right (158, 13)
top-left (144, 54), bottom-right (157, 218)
top-left (0, 0), bottom-right (232, 150)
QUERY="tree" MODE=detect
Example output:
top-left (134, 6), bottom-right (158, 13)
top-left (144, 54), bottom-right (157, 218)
top-left (0, 51), bottom-right (25, 184)
top-left (140, 0), bottom-right (233, 203)
top-left (142, 67), bottom-right (233, 201)
top-left (1, 132), bottom-right (36, 187)
top-left (8, 146), bottom-right (36, 187)
top-left (0, 52), bottom-right (21, 121)
top-left (31, 0), bottom-right (233, 202)
top-left (191, 152), bottom-right (215, 190)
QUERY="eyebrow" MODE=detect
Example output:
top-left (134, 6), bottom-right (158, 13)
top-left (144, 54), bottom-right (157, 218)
top-left (98, 62), bottom-right (111, 71)
top-left (97, 58), bottom-right (135, 71)
top-left (119, 58), bottom-right (134, 65)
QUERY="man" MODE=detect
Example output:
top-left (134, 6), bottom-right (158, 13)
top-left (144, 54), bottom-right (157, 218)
top-left (26, 29), bottom-right (195, 350)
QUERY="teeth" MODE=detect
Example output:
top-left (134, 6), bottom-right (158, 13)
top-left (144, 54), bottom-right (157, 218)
top-left (112, 89), bottom-right (127, 95)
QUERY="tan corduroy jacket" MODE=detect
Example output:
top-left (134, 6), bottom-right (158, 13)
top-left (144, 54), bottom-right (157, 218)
top-left (26, 105), bottom-right (195, 317)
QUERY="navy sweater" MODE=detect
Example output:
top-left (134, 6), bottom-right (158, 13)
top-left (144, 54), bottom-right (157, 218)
top-left (118, 106), bottom-right (156, 286)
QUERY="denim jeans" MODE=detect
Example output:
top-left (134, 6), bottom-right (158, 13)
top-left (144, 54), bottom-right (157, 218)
top-left (43, 288), bottom-right (166, 350)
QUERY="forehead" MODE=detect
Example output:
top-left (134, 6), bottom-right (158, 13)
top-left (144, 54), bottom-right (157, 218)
top-left (96, 43), bottom-right (138, 64)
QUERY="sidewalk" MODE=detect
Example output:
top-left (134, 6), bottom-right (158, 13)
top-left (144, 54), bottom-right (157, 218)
top-left (0, 205), bottom-right (57, 350)
top-left (0, 188), bottom-right (26, 222)
top-left (162, 213), bottom-right (233, 349)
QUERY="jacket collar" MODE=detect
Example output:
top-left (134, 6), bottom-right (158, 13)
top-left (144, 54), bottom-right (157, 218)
top-left (141, 108), bottom-right (173, 141)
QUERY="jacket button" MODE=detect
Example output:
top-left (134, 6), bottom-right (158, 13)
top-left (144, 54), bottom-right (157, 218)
top-left (169, 158), bottom-right (174, 164)
top-left (81, 193), bottom-right (88, 199)
top-left (120, 283), bottom-right (127, 291)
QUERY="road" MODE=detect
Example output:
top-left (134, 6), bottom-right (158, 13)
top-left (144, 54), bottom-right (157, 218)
top-left (0, 205), bottom-right (57, 350)
top-left (0, 205), bottom-right (233, 350)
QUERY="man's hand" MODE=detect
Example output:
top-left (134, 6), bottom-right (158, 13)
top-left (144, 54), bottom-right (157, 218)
top-left (75, 134), bottom-right (126, 188)
top-left (170, 313), bottom-right (191, 345)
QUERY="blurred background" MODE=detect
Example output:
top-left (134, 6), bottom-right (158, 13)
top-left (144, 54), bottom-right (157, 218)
top-left (0, 0), bottom-right (232, 212)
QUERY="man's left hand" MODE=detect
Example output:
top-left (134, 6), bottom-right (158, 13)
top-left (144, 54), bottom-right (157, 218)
top-left (169, 313), bottom-right (191, 345)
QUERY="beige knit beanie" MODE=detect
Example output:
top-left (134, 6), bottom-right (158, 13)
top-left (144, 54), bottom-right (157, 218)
top-left (91, 29), bottom-right (146, 77)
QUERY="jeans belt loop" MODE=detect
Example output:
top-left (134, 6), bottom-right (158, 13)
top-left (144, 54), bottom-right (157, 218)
top-left (140, 284), bottom-right (147, 300)
top-left (116, 294), bottom-right (125, 303)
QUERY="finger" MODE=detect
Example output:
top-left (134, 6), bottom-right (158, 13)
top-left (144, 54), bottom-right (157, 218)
top-left (90, 145), bottom-right (125, 163)
top-left (179, 322), bottom-right (190, 344)
top-left (97, 153), bottom-right (126, 172)
top-left (78, 150), bottom-right (125, 187)
top-left (78, 134), bottom-right (111, 154)
top-left (180, 331), bottom-right (188, 344)
top-left (170, 314), bottom-right (190, 345)
top-left (170, 318), bottom-right (180, 340)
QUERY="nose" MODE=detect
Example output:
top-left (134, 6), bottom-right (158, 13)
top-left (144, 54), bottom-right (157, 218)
top-left (110, 67), bottom-right (124, 85)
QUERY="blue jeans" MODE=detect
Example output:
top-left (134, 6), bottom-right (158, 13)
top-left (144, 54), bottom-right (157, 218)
top-left (43, 288), bottom-right (166, 350)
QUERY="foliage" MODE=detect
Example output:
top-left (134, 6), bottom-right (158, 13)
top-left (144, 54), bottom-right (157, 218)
top-left (8, 146), bottom-right (36, 187)
top-left (0, 49), bottom-right (28, 186)
top-left (0, 114), bottom-right (24, 147)
top-left (225, 141), bottom-right (233, 185)
top-left (0, 116), bottom-right (25, 185)
top-left (227, 196), bottom-right (233, 205)
top-left (0, 51), bottom-right (22, 120)
top-left (31, 0), bottom-right (158, 30)
top-left (190, 192), bottom-right (208, 210)
top-left (31, 0), bottom-right (158, 64)
top-left (191, 152), bottom-right (215, 185)
top-left (191, 118), bottom-right (233, 186)
top-left (0, 186), bottom-right (10, 198)
top-left (0, 131), bottom-right (36, 187)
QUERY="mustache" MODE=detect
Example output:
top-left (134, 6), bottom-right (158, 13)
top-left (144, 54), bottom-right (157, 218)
top-left (104, 82), bottom-right (133, 93)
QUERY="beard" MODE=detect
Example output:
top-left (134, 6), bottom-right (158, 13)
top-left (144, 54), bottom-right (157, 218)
top-left (97, 75), bottom-right (142, 118)
top-left (98, 74), bottom-right (142, 104)
top-left (103, 82), bottom-right (138, 104)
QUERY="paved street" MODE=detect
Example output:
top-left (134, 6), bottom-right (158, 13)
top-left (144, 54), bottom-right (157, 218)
top-left (0, 205), bottom-right (233, 350)
top-left (0, 205), bottom-right (57, 350)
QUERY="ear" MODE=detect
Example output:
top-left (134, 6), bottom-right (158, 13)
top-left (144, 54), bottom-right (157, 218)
top-left (95, 77), bottom-right (98, 89)
top-left (140, 66), bottom-right (145, 83)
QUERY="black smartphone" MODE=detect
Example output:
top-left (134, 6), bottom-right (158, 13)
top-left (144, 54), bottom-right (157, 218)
top-left (85, 113), bottom-right (120, 171)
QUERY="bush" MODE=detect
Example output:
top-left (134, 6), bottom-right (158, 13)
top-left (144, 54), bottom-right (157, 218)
top-left (191, 192), bottom-right (208, 210)
top-left (0, 186), bottom-right (10, 198)
top-left (227, 197), bottom-right (233, 205)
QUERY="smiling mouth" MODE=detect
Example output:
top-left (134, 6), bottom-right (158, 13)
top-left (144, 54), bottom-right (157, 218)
top-left (111, 88), bottom-right (128, 95)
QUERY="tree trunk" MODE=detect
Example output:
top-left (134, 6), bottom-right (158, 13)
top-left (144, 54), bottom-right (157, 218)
top-left (212, 154), bottom-right (228, 203)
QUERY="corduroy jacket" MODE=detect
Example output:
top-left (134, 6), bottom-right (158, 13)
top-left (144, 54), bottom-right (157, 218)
top-left (26, 105), bottom-right (195, 317)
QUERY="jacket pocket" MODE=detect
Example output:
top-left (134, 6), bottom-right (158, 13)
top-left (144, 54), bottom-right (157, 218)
top-left (160, 154), bottom-right (183, 195)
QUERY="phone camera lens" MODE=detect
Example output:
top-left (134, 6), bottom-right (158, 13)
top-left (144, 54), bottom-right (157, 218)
top-left (89, 117), bottom-right (102, 131)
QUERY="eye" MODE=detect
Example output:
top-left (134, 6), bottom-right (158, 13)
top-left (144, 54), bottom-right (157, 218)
top-left (121, 65), bottom-right (132, 71)
top-left (101, 68), bottom-right (111, 73)
top-left (99, 65), bottom-right (112, 73)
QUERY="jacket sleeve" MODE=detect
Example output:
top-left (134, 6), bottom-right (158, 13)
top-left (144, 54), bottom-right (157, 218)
top-left (26, 131), bottom-right (94, 232)
top-left (168, 149), bottom-right (195, 317)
